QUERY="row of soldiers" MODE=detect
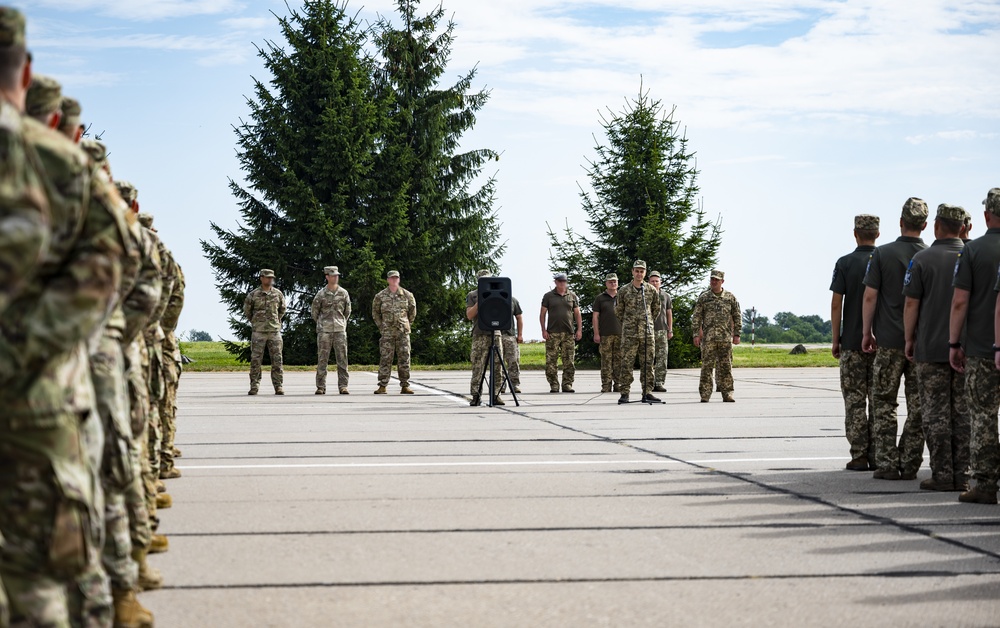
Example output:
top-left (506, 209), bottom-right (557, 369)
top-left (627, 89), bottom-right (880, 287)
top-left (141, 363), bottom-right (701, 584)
top-left (831, 191), bottom-right (1000, 505)
top-left (0, 8), bottom-right (186, 627)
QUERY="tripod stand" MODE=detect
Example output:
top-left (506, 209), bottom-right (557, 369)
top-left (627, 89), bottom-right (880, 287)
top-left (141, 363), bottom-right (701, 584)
top-left (476, 332), bottom-right (520, 408)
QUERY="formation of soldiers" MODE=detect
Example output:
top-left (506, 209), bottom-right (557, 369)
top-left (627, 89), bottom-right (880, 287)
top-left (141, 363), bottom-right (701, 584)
top-left (831, 191), bottom-right (1000, 506)
top-left (0, 8), bottom-right (186, 626)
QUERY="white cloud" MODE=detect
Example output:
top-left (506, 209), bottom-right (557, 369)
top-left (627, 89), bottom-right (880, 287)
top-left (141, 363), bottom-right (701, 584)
top-left (905, 130), bottom-right (1000, 144)
top-left (24, 0), bottom-right (243, 21)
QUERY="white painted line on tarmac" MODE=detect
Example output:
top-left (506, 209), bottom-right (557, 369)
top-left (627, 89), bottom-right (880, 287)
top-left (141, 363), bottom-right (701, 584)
top-left (363, 372), bottom-right (469, 407)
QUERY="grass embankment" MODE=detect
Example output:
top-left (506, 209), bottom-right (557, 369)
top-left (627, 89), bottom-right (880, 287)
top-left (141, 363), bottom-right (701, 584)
top-left (179, 341), bottom-right (836, 371)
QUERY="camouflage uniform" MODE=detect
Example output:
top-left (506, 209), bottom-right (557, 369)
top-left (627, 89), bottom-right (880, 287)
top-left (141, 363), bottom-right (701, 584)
top-left (243, 277), bottom-right (286, 393)
top-left (158, 264), bottom-right (184, 475)
top-left (541, 285), bottom-right (580, 391)
top-left (372, 283), bottom-right (416, 388)
top-left (965, 358), bottom-right (1000, 493)
top-left (599, 335), bottom-right (621, 391)
top-left (311, 274), bottom-right (351, 393)
top-left (616, 280), bottom-right (660, 397)
top-left (691, 283), bottom-right (741, 401)
top-left (916, 363), bottom-right (970, 486)
top-left (500, 335), bottom-right (520, 389)
top-left (653, 289), bottom-right (672, 388)
top-left (593, 287), bottom-right (621, 393)
top-left (467, 281), bottom-right (504, 398)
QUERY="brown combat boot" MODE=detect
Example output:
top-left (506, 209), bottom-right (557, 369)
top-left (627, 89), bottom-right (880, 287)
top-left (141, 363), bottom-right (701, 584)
top-left (959, 486), bottom-right (998, 504)
top-left (155, 493), bottom-right (172, 509)
top-left (492, 395), bottom-right (505, 406)
top-left (400, 386), bottom-right (414, 394)
top-left (248, 387), bottom-right (258, 396)
top-left (315, 388), bottom-right (325, 395)
top-left (113, 587), bottom-right (154, 628)
top-left (274, 387), bottom-right (284, 395)
top-left (920, 477), bottom-right (956, 491)
top-left (155, 480), bottom-right (166, 494)
top-left (374, 386), bottom-right (387, 395)
top-left (133, 549), bottom-right (163, 591)
top-left (339, 389), bottom-right (349, 395)
top-left (469, 394), bottom-right (481, 407)
top-left (149, 534), bottom-right (169, 554)
top-left (722, 392), bottom-right (735, 402)
top-left (873, 468), bottom-right (901, 480)
top-left (160, 466), bottom-right (181, 480)
top-left (845, 456), bottom-right (869, 471)
top-left (172, 447), bottom-right (182, 458)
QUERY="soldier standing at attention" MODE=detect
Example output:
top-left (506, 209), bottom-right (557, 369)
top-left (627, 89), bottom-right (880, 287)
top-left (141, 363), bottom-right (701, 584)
top-left (244, 269), bottom-right (286, 395)
top-left (540, 272), bottom-right (582, 393)
top-left (903, 204), bottom-right (969, 492)
top-left (616, 261), bottom-right (661, 404)
top-left (593, 273), bottom-right (622, 393)
top-left (466, 269), bottom-right (505, 406)
top-left (311, 265), bottom-right (351, 395)
top-left (861, 198), bottom-right (928, 481)
top-left (692, 270), bottom-right (741, 403)
top-left (372, 270), bottom-right (416, 395)
top-left (648, 270), bottom-right (673, 393)
top-left (950, 187), bottom-right (1000, 505)
top-left (831, 215), bottom-right (879, 470)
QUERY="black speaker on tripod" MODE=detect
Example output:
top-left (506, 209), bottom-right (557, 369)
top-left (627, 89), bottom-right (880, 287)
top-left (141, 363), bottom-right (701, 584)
top-left (477, 276), bottom-right (512, 332)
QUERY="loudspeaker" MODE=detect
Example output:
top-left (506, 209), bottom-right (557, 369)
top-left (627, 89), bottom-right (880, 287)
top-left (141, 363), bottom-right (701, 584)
top-left (477, 277), bottom-right (512, 332)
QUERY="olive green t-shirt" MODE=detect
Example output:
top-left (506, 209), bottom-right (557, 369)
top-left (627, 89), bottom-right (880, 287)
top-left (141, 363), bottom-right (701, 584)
top-left (830, 245), bottom-right (877, 351)
top-left (654, 290), bottom-right (672, 331)
top-left (541, 289), bottom-right (580, 334)
top-left (592, 292), bottom-right (622, 336)
top-left (903, 238), bottom-right (964, 363)
top-left (953, 228), bottom-right (1000, 358)
top-left (501, 297), bottom-right (523, 337)
top-left (863, 236), bottom-right (926, 350)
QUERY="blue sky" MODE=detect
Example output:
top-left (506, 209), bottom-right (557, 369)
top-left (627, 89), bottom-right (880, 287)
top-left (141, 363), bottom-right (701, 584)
top-left (18, 0), bottom-right (1000, 341)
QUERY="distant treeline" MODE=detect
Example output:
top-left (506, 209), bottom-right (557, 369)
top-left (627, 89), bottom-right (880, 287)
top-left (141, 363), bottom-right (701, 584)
top-left (742, 309), bottom-right (833, 344)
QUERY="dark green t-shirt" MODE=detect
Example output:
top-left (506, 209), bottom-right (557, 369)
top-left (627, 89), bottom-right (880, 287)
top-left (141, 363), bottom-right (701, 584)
top-left (953, 228), bottom-right (1000, 358)
top-left (541, 289), bottom-right (580, 334)
top-left (501, 297), bottom-right (523, 337)
top-left (654, 290), bottom-right (672, 331)
top-left (831, 245), bottom-right (876, 351)
top-left (903, 238), bottom-right (964, 363)
top-left (592, 292), bottom-right (622, 336)
top-left (862, 236), bottom-right (926, 350)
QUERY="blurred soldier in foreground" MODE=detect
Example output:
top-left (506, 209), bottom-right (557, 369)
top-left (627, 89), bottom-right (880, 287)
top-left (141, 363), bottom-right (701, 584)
top-left (616, 261), bottom-right (660, 404)
top-left (466, 269), bottom-right (504, 406)
top-left (693, 270), bottom-right (741, 403)
top-left (593, 273), bottom-right (621, 393)
top-left (540, 272), bottom-right (582, 393)
top-left (649, 270), bottom-right (673, 393)
top-left (311, 265), bottom-right (351, 395)
top-left (372, 270), bottom-right (416, 394)
top-left (244, 268), bottom-right (286, 395)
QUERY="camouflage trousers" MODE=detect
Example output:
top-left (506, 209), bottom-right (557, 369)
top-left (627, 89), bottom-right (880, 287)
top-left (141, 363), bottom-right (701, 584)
top-left (249, 331), bottom-right (283, 391)
top-left (470, 334), bottom-right (504, 396)
top-left (143, 342), bottom-right (163, 525)
top-left (378, 332), bottom-right (411, 388)
top-left (965, 357), bottom-right (1000, 493)
top-left (123, 340), bottom-right (152, 554)
top-left (545, 332), bottom-right (575, 389)
top-left (501, 335), bottom-right (520, 388)
top-left (916, 362), bottom-right (970, 485)
top-left (871, 348), bottom-right (924, 475)
top-left (316, 331), bottom-right (348, 393)
top-left (653, 330), bottom-right (669, 387)
top-left (0, 411), bottom-right (94, 627)
top-left (619, 332), bottom-right (655, 397)
top-left (159, 357), bottom-right (180, 474)
top-left (599, 335), bottom-right (622, 392)
top-left (700, 340), bottom-right (734, 400)
top-left (840, 349), bottom-right (875, 460)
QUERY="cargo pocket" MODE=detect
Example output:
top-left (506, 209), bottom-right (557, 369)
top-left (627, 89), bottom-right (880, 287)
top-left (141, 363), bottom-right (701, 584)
top-left (103, 434), bottom-right (135, 491)
top-left (48, 457), bottom-right (93, 578)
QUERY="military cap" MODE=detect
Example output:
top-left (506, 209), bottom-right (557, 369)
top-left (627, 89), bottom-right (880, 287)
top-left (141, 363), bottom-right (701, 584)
top-left (115, 180), bottom-right (137, 205)
top-left (901, 197), bottom-right (929, 222)
top-left (26, 75), bottom-right (62, 118)
top-left (260, 269), bottom-right (275, 278)
top-left (854, 214), bottom-right (880, 230)
top-left (553, 272), bottom-right (568, 281)
top-left (138, 213), bottom-right (154, 228)
top-left (80, 138), bottom-right (107, 164)
top-left (604, 273), bottom-right (618, 282)
top-left (710, 269), bottom-right (725, 280)
top-left (632, 260), bottom-right (646, 269)
top-left (649, 270), bottom-right (661, 279)
top-left (476, 269), bottom-right (492, 279)
top-left (323, 265), bottom-right (340, 276)
top-left (386, 270), bottom-right (400, 278)
top-left (0, 7), bottom-right (26, 48)
top-left (984, 188), bottom-right (1000, 217)
top-left (936, 204), bottom-right (966, 222)
top-left (963, 208), bottom-right (973, 226)
top-left (59, 96), bottom-right (82, 131)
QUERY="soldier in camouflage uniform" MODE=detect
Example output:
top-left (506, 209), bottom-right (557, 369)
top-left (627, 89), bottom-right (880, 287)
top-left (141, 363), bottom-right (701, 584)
top-left (861, 198), bottom-right (928, 481)
top-left (372, 270), bottom-right (416, 394)
top-left (648, 271), bottom-right (673, 393)
top-left (692, 270), bottom-right (741, 403)
top-left (831, 215), bottom-right (879, 470)
top-left (467, 270), bottom-right (505, 406)
top-left (540, 272), bottom-right (582, 393)
top-left (244, 268), bottom-right (286, 395)
top-left (903, 204), bottom-right (969, 492)
top-left (159, 262), bottom-right (185, 479)
top-left (616, 261), bottom-right (661, 404)
top-left (499, 295), bottom-right (523, 395)
top-left (952, 187), bottom-right (1000, 504)
top-left (311, 265), bottom-right (351, 395)
top-left (593, 273), bottom-right (621, 393)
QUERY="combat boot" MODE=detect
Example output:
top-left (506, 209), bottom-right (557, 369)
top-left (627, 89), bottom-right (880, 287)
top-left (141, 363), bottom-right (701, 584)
top-left (160, 466), bottom-right (182, 480)
top-left (172, 447), bottom-right (182, 458)
top-left (722, 393), bottom-right (735, 403)
top-left (513, 386), bottom-right (521, 394)
top-left (339, 389), bottom-right (349, 395)
top-left (112, 587), bottom-right (154, 628)
top-left (149, 534), bottom-right (169, 554)
top-left (133, 549), bottom-right (163, 592)
top-left (618, 394), bottom-right (629, 405)
top-left (400, 386), bottom-right (414, 394)
top-left (873, 468), bottom-right (901, 480)
top-left (274, 387), bottom-right (284, 395)
top-left (155, 480), bottom-right (166, 494)
top-left (959, 486), bottom-right (998, 504)
top-left (374, 386), bottom-right (387, 395)
top-left (470, 394), bottom-right (481, 407)
top-left (653, 385), bottom-right (666, 393)
top-left (562, 385), bottom-right (575, 393)
top-left (315, 388), bottom-right (325, 395)
top-left (155, 493), bottom-right (173, 509)
top-left (492, 395), bottom-right (505, 406)
top-left (920, 477), bottom-right (955, 491)
top-left (247, 387), bottom-right (258, 396)
top-left (845, 456), bottom-right (869, 471)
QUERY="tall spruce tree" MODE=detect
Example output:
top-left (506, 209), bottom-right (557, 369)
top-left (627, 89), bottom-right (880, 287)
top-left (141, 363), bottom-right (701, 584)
top-left (548, 86), bottom-right (722, 367)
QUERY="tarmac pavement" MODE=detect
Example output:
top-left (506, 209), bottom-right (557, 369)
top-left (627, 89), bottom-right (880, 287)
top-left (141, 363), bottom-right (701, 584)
top-left (145, 367), bottom-right (1000, 627)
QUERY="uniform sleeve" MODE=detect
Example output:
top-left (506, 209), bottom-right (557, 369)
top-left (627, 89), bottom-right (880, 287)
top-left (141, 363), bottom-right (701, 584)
top-left (123, 228), bottom-right (162, 343)
top-left (407, 291), bottom-right (416, 323)
top-left (731, 295), bottom-right (742, 334)
top-left (243, 291), bottom-right (253, 321)
top-left (278, 291), bottom-right (286, 321)
top-left (0, 158), bottom-right (49, 316)
top-left (614, 291), bottom-right (625, 321)
top-left (691, 295), bottom-right (704, 331)
top-left (311, 290), bottom-right (322, 322)
top-left (664, 294), bottom-right (672, 310)
top-left (512, 297), bottom-right (523, 317)
top-left (159, 264), bottom-right (185, 333)
top-left (902, 259), bottom-right (924, 299)
top-left (148, 239), bottom-right (176, 326)
top-left (541, 292), bottom-right (550, 310)
top-left (953, 245), bottom-right (973, 290)
top-left (372, 295), bottom-right (382, 328)
top-left (862, 249), bottom-right (880, 290)
top-left (830, 259), bottom-right (847, 294)
top-left (344, 290), bottom-right (352, 321)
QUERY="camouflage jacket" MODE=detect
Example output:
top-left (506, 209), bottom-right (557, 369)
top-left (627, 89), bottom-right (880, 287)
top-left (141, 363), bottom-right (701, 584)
top-left (159, 263), bottom-right (185, 334)
top-left (119, 221), bottom-right (162, 344)
top-left (615, 281), bottom-right (661, 337)
top-left (372, 287), bottom-right (416, 334)
top-left (692, 288), bottom-right (741, 343)
top-left (311, 285), bottom-right (351, 333)
top-left (144, 234), bottom-right (176, 346)
top-left (244, 286), bottom-right (286, 333)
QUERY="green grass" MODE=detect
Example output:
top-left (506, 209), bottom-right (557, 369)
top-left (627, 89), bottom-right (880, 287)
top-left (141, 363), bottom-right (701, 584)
top-left (179, 341), bottom-right (837, 371)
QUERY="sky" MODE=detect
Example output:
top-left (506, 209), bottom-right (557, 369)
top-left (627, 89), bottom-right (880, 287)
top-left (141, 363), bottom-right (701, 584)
top-left (17, 0), bottom-right (1000, 341)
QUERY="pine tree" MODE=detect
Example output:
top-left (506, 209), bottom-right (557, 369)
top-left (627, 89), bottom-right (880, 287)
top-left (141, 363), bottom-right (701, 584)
top-left (548, 85), bottom-right (722, 367)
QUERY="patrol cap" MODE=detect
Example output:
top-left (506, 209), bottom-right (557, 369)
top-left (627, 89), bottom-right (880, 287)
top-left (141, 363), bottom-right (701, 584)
top-left (984, 188), bottom-right (1000, 217)
top-left (260, 269), bottom-right (275, 278)
top-left (604, 273), bottom-right (618, 282)
top-left (59, 96), bottom-right (81, 132)
top-left (80, 138), bottom-right (107, 164)
top-left (936, 204), bottom-right (966, 222)
top-left (138, 213), bottom-right (154, 228)
top-left (901, 197), bottom-right (929, 222)
top-left (710, 269), bottom-right (725, 280)
top-left (386, 270), bottom-right (400, 278)
top-left (854, 214), bottom-right (880, 230)
top-left (648, 270), bottom-right (661, 279)
top-left (476, 269), bottom-right (492, 279)
top-left (553, 272), bottom-right (568, 281)
top-left (115, 180), bottom-right (137, 205)
top-left (632, 260), bottom-right (646, 269)
top-left (323, 266), bottom-right (340, 276)
top-left (26, 75), bottom-right (62, 118)
top-left (0, 7), bottom-right (26, 48)
top-left (963, 208), bottom-right (973, 227)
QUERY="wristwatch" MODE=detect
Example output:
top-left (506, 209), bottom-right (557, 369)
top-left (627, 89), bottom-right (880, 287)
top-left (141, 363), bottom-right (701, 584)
top-left (949, 342), bottom-right (963, 349)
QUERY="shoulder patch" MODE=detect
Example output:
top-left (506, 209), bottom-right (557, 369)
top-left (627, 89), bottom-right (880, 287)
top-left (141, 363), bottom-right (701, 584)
top-left (903, 259), bottom-right (914, 286)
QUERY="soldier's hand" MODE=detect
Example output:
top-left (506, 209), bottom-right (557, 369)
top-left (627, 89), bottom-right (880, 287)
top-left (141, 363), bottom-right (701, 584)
top-left (950, 347), bottom-right (966, 373)
top-left (594, 333), bottom-right (601, 344)
top-left (831, 341), bottom-right (840, 359)
top-left (693, 335), bottom-right (701, 348)
top-left (542, 330), bottom-right (549, 341)
top-left (733, 335), bottom-right (740, 345)
top-left (667, 331), bottom-right (674, 340)
top-left (995, 352), bottom-right (1000, 371)
top-left (904, 340), bottom-right (915, 362)
top-left (862, 333), bottom-right (876, 353)
top-left (517, 335), bottom-right (523, 344)
top-left (575, 330), bottom-right (583, 341)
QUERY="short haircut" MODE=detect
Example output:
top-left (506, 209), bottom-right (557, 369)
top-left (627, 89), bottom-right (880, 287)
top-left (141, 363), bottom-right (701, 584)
top-left (0, 45), bottom-right (26, 90)
top-left (855, 228), bottom-right (878, 242)
top-left (902, 217), bottom-right (926, 231)
top-left (936, 217), bottom-right (962, 236)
